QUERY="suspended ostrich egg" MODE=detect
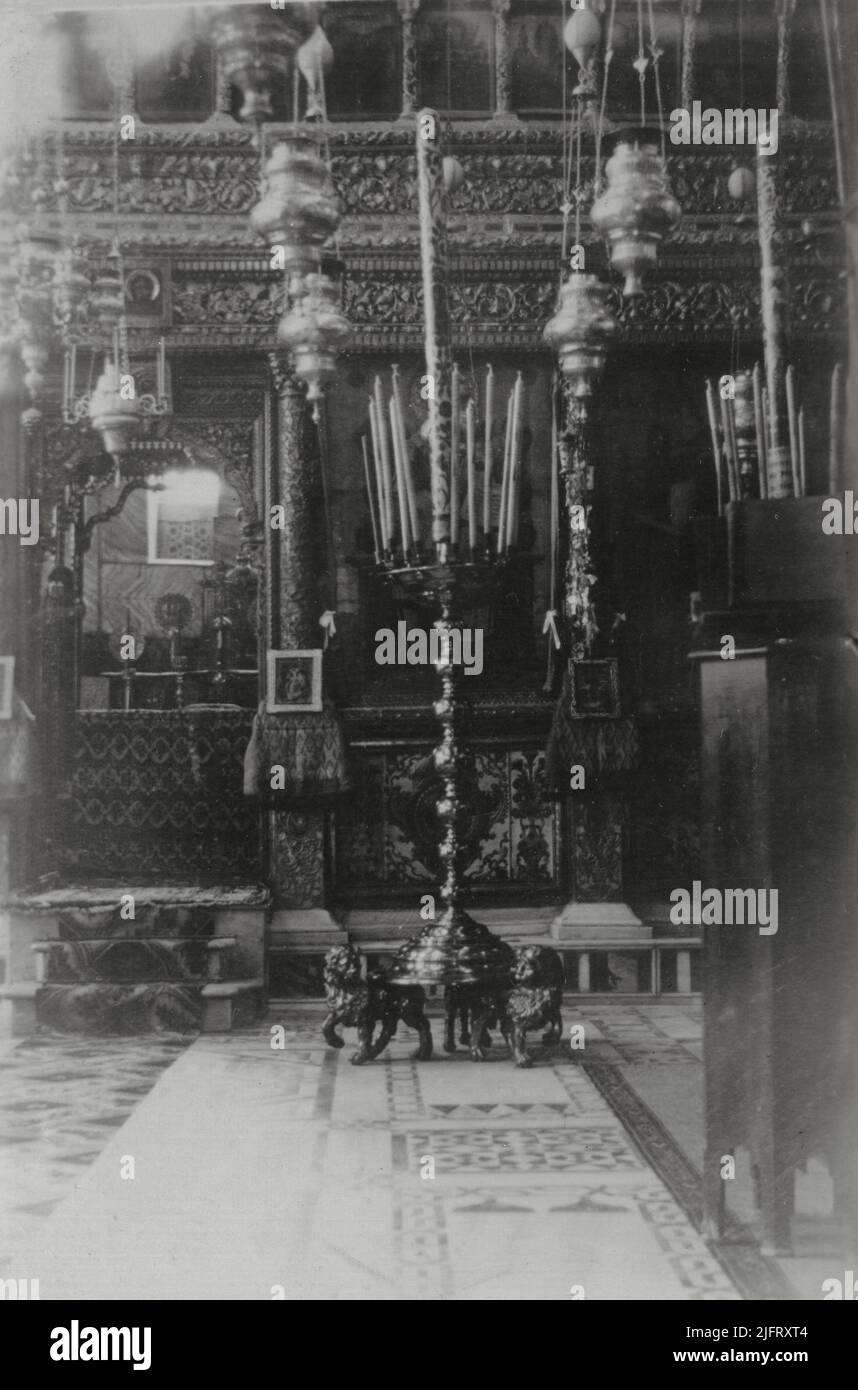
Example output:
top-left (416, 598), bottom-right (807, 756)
top-left (564, 8), bottom-right (602, 68)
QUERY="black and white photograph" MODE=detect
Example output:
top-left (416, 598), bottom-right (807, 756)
top-left (0, 0), bottom-right (857, 1342)
top-left (267, 647), bottom-right (322, 710)
top-left (0, 658), bottom-right (14, 721)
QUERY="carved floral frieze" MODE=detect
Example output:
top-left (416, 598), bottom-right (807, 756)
top-left (7, 121), bottom-right (837, 226)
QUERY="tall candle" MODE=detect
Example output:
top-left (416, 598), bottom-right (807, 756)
top-left (719, 392), bottom-right (738, 502)
top-left (549, 397), bottom-right (558, 609)
top-left (391, 365), bottom-right (419, 544)
top-left (373, 376), bottom-right (395, 541)
top-left (157, 337), bottom-right (166, 402)
top-left (798, 405), bottom-right (807, 498)
top-left (506, 372), bottom-right (524, 550)
top-left (483, 363), bottom-right (494, 537)
top-left (752, 362), bottom-right (768, 499)
top-left (368, 397), bottom-right (389, 549)
top-left (785, 364), bottom-right (800, 498)
top-left (63, 348), bottom-right (70, 413)
top-left (725, 396), bottom-right (741, 501)
top-left (389, 396), bottom-right (411, 554)
top-left (361, 436), bottom-right (381, 562)
top-left (450, 362), bottom-right (460, 546)
top-left (465, 398), bottom-right (476, 555)
top-left (705, 379), bottom-right (723, 516)
top-left (496, 388), bottom-right (514, 555)
top-left (829, 362), bottom-right (844, 495)
top-left (69, 342), bottom-right (76, 407)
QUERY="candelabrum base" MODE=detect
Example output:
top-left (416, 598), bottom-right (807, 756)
top-left (386, 906), bottom-right (514, 987)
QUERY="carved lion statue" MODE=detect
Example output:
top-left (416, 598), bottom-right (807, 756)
top-left (322, 945), bottom-right (433, 1065)
top-left (500, 944), bottom-right (565, 1068)
top-left (444, 944), bottom-right (565, 1066)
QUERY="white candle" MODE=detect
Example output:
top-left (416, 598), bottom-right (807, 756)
top-left (497, 389), bottom-right (514, 555)
top-left (368, 397), bottom-right (389, 550)
top-left (719, 392), bottom-right (737, 502)
top-left (483, 363), bottom-right (494, 537)
top-left (752, 362), bottom-right (768, 499)
top-left (829, 362), bottom-right (844, 495)
top-left (362, 436), bottom-right (381, 562)
top-left (450, 362), bottom-right (460, 547)
top-left (798, 405), bottom-right (807, 497)
top-left (465, 398), bottom-right (476, 555)
top-left (63, 348), bottom-right (70, 413)
top-left (389, 396), bottom-right (411, 555)
top-left (705, 380), bottom-right (723, 516)
top-left (549, 396), bottom-right (558, 608)
top-left (785, 364), bottom-right (800, 498)
top-left (506, 372), bottom-right (524, 550)
top-left (391, 365), bottom-right (419, 544)
top-left (373, 376), bottom-right (395, 541)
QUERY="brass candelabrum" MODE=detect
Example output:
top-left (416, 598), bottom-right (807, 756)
top-left (377, 548), bottom-right (514, 989)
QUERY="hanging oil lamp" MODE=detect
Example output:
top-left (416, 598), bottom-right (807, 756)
top-left (543, 273), bottom-right (616, 399)
top-left (250, 131), bottom-right (341, 291)
top-left (212, 4), bottom-right (315, 135)
top-left (276, 261), bottom-right (351, 416)
top-left (591, 134), bottom-right (681, 297)
top-left (15, 224), bottom-right (60, 404)
top-left (53, 240), bottom-right (90, 342)
top-left (88, 350), bottom-right (142, 458)
top-left (91, 246), bottom-right (125, 334)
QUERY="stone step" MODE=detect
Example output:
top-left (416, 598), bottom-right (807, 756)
top-left (343, 905), bottom-right (557, 941)
top-left (1, 977), bottom-right (264, 1036)
top-left (30, 938), bottom-right (240, 985)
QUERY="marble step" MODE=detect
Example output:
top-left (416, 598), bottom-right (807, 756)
top-left (1, 978), bottom-right (263, 1036)
top-left (30, 937), bottom-right (241, 985)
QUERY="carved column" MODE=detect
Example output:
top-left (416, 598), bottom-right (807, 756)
top-left (207, 54), bottom-right (238, 125)
top-left (755, 0), bottom-right (796, 499)
top-left (547, 383), bottom-right (643, 945)
top-left (0, 354), bottom-right (22, 667)
top-left (262, 354), bottom-right (348, 940)
top-left (557, 391), bottom-right (597, 661)
top-left (775, 0), bottom-right (796, 117)
top-left (105, 24), bottom-right (138, 123)
top-left (269, 355), bottom-right (318, 648)
top-left (756, 152), bottom-right (791, 497)
top-left (491, 0), bottom-right (515, 121)
top-left (680, 0), bottom-right (702, 111)
top-left (397, 0), bottom-right (420, 119)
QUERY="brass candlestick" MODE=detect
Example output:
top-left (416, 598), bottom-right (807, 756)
top-left (379, 554), bottom-right (514, 988)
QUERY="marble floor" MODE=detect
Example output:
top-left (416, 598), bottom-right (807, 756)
top-left (0, 1000), bottom-right (777, 1300)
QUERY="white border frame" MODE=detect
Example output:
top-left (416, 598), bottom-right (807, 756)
top-left (0, 656), bottom-right (15, 720)
top-left (266, 649), bottom-right (323, 714)
top-left (146, 486), bottom-right (216, 567)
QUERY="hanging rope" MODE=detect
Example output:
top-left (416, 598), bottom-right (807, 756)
top-left (636, 0), bottom-right (646, 127)
top-left (315, 397), bottom-right (339, 615)
top-left (594, 0), bottom-right (617, 196)
top-left (645, 0), bottom-right (666, 156)
top-left (819, 0), bottom-right (846, 207)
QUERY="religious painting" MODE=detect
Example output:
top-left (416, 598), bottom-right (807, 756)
top-left (0, 656), bottom-right (14, 720)
top-left (124, 265), bottom-right (171, 329)
top-left (569, 658), bottom-right (620, 718)
top-left (418, 3), bottom-right (493, 114)
top-left (266, 649), bottom-right (323, 713)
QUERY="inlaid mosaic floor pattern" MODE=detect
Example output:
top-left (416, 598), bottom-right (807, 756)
top-left (0, 1001), bottom-right (738, 1301)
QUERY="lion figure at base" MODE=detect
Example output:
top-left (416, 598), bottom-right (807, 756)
top-left (322, 945), bottom-right (433, 1065)
top-left (501, 944), bottom-right (564, 1068)
top-left (444, 944), bottom-right (564, 1067)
